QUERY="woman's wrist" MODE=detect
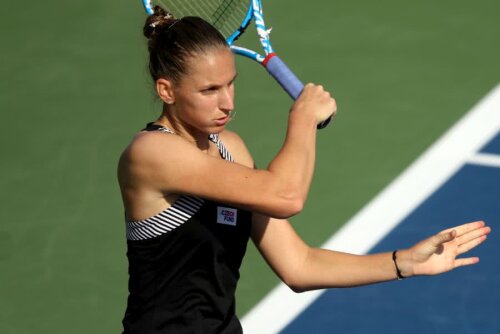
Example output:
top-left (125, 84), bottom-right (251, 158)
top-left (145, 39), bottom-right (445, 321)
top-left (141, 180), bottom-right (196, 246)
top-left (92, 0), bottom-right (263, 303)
top-left (392, 249), bottom-right (414, 280)
top-left (392, 250), bottom-right (405, 280)
top-left (288, 111), bottom-right (318, 131)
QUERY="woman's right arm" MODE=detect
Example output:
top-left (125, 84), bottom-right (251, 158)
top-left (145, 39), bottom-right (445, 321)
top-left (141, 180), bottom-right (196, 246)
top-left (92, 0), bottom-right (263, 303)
top-left (266, 84), bottom-right (336, 211)
top-left (119, 84), bottom-right (336, 218)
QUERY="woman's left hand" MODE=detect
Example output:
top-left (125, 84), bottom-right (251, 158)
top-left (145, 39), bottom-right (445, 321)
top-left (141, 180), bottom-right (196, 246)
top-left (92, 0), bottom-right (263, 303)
top-left (397, 220), bottom-right (491, 277)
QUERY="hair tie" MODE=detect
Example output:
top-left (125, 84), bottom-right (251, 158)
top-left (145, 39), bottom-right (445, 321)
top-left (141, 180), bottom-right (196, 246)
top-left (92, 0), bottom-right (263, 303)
top-left (149, 14), bottom-right (174, 29)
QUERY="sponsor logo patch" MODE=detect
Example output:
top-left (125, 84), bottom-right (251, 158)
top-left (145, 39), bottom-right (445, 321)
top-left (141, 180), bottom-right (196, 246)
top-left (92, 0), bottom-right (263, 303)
top-left (217, 207), bottom-right (237, 226)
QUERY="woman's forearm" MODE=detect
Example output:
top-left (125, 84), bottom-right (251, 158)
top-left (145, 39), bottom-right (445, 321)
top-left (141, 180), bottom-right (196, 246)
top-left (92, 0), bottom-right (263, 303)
top-left (287, 249), bottom-right (399, 292)
top-left (266, 109), bottom-right (318, 211)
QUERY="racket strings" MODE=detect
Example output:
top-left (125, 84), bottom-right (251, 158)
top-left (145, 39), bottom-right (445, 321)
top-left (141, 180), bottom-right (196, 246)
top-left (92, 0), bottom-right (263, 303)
top-left (158, 0), bottom-right (248, 38)
top-left (211, 0), bottom-right (242, 27)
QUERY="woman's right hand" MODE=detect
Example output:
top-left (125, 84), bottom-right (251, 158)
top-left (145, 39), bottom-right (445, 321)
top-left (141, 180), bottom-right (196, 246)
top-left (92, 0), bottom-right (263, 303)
top-left (291, 83), bottom-right (337, 126)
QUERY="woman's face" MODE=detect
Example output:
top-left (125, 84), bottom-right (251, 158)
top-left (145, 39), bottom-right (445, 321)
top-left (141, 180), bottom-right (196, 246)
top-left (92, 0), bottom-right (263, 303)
top-left (170, 47), bottom-right (237, 134)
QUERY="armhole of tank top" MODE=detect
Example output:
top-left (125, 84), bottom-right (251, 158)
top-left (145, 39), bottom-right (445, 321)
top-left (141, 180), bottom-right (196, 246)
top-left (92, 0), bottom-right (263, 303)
top-left (126, 195), bottom-right (205, 241)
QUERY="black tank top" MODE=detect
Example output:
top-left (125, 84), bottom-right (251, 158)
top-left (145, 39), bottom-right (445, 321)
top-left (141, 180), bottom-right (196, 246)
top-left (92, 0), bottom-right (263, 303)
top-left (122, 123), bottom-right (252, 334)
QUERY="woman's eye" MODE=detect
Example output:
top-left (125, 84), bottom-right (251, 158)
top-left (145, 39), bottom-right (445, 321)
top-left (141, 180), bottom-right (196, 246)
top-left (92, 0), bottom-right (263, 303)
top-left (202, 87), bottom-right (218, 93)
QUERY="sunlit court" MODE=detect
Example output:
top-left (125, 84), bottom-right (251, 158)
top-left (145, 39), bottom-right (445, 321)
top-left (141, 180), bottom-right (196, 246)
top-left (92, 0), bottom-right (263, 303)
top-left (0, 0), bottom-right (499, 333)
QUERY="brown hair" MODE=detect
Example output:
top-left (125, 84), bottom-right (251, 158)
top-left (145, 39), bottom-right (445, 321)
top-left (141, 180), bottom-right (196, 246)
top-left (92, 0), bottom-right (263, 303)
top-left (143, 6), bottom-right (229, 83)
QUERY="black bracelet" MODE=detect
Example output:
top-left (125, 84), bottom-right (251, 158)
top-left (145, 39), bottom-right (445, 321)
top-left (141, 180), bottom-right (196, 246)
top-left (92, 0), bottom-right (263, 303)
top-left (392, 250), bottom-right (406, 280)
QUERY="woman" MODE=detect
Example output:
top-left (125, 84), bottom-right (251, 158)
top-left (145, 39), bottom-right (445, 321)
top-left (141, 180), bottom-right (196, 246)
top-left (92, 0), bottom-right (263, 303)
top-left (118, 6), bottom-right (490, 334)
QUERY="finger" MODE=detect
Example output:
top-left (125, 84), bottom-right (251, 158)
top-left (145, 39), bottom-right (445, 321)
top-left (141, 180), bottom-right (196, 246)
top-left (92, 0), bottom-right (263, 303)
top-left (458, 234), bottom-right (488, 255)
top-left (457, 226), bottom-right (491, 245)
top-left (454, 257), bottom-right (480, 268)
top-left (433, 230), bottom-right (456, 247)
top-left (446, 221), bottom-right (486, 238)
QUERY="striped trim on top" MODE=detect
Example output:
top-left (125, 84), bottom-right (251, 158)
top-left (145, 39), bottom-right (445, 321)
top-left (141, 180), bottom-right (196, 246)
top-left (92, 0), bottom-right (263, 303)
top-left (209, 134), bottom-right (233, 162)
top-left (125, 126), bottom-right (233, 241)
top-left (126, 195), bottom-right (204, 241)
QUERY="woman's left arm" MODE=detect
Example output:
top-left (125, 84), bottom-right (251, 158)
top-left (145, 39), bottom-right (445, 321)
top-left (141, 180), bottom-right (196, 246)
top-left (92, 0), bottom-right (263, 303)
top-left (251, 215), bottom-right (491, 292)
top-left (223, 130), bottom-right (491, 291)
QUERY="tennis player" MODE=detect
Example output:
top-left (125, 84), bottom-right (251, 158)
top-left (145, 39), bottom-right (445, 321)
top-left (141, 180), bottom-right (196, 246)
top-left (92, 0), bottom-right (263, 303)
top-left (118, 7), bottom-right (490, 334)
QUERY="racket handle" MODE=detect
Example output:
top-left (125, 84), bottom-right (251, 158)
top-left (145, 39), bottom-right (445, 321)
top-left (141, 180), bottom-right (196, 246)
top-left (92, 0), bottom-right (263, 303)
top-left (263, 53), bottom-right (332, 129)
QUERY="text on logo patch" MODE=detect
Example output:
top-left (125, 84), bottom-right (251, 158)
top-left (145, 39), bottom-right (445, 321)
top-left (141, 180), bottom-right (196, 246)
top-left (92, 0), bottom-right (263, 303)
top-left (217, 207), bottom-right (237, 226)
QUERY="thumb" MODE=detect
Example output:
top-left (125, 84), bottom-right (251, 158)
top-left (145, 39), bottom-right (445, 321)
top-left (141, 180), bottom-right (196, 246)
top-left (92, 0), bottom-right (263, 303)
top-left (433, 230), bottom-right (456, 247)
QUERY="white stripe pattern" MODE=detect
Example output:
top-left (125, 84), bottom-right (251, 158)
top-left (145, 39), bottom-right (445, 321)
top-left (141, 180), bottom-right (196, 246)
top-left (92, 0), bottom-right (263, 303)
top-left (126, 196), bottom-right (205, 241)
top-left (209, 133), bottom-right (234, 162)
top-left (125, 127), bottom-right (233, 241)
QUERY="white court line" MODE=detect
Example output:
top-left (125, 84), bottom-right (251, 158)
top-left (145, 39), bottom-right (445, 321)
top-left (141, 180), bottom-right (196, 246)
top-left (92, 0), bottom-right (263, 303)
top-left (467, 152), bottom-right (500, 168)
top-left (241, 83), bottom-right (500, 334)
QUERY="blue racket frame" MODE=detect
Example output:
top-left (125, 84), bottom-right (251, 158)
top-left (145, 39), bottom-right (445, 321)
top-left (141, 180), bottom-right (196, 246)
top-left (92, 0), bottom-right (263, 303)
top-left (142, 0), bottom-right (331, 129)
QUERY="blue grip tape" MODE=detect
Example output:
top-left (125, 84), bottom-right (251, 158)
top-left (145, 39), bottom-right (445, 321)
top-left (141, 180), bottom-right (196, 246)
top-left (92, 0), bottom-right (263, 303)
top-left (264, 55), bottom-right (332, 129)
top-left (265, 55), bottom-right (304, 100)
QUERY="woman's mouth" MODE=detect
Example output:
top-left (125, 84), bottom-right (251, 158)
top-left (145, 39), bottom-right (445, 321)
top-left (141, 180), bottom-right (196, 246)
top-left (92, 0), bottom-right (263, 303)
top-left (215, 114), bottom-right (230, 126)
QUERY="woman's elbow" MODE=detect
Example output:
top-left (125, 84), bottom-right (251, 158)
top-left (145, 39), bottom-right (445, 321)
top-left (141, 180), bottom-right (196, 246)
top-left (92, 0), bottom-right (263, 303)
top-left (283, 276), bottom-right (309, 293)
top-left (279, 264), bottom-right (310, 293)
top-left (288, 284), bottom-right (308, 293)
top-left (261, 175), bottom-right (307, 218)
top-left (272, 196), bottom-right (304, 219)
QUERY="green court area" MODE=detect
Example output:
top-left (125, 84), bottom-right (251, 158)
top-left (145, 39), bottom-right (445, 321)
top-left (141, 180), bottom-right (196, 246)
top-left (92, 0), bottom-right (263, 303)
top-left (0, 1), bottom-right (499, 332)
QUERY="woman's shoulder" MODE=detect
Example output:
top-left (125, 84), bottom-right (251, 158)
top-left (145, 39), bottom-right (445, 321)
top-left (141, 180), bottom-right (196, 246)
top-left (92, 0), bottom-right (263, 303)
top-left (217, 129), bottom-right (242, 145)
top-left (118, 129), bottom-right (189, 172)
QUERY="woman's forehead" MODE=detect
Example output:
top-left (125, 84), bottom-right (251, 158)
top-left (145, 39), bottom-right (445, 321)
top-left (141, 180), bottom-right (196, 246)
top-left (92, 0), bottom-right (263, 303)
top-left (183, 48), bottom-right (236, 82)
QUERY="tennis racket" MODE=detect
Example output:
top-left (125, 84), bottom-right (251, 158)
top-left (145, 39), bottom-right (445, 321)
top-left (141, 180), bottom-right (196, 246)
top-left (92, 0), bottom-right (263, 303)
top-left (142, 0), bottom-right (332, 129)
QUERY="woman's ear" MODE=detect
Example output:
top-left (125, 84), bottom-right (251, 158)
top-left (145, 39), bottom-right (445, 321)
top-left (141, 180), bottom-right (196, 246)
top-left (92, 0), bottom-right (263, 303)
top-left (156, 78), bottom-right (175, 105)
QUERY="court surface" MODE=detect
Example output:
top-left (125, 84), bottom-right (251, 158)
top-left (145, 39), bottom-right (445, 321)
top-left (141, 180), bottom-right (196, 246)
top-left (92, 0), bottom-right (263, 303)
top-left (0, 1), bottom-right (499, 333)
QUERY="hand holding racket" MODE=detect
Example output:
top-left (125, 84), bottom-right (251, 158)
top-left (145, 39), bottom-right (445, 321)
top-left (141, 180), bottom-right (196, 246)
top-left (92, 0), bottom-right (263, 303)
top-left (142, 0), bottom-right (334, 129)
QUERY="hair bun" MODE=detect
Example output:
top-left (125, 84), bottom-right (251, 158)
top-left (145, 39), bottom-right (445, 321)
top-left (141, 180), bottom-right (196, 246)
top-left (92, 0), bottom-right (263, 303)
top-left (143, 5), bottom-right (177, 40)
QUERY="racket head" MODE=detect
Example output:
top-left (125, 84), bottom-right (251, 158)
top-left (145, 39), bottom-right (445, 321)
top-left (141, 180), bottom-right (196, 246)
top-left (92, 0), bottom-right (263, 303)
top-left (142, 0), bottom-right (252, 44)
